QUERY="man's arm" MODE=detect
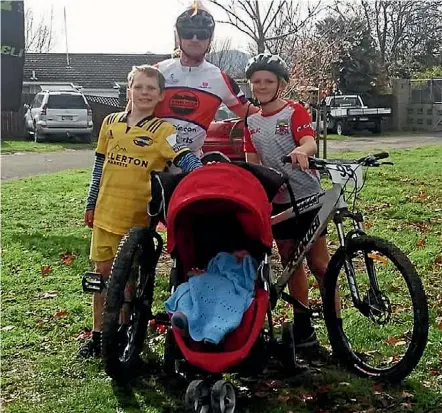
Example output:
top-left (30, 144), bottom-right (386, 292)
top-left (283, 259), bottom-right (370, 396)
top-left (230, 101), bottom-right (259, 119)
top-left (221, 72), bottom-right (260, 118)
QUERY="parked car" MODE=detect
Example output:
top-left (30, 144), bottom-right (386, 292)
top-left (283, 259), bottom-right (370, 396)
top-left (324, 94), bottom-right (391, 135)
top-left (203, 103), bottom-right (326, 161)
top-left (24, 90), bottom-right (94, 143)
top-left (203, 104), bottom-right (245, 161)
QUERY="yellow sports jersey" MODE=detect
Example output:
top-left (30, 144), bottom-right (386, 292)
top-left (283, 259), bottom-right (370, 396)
top-left (94, 112), bottom-right (188, 235)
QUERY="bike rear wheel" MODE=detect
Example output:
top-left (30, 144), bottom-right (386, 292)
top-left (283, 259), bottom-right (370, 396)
top-left (323, 235), bottom-right (429, 382)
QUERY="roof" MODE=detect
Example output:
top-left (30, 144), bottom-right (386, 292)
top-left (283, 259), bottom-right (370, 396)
top-left (23, 53), bottom-right (171, 89)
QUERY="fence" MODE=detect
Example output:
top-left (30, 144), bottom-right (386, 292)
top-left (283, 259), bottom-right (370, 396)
top-left (83, 95), bottom-right (123, 137)
top-left (410, 78), bottom-right (442, 104)
top-left (0, 93), bottom-right (35, 139)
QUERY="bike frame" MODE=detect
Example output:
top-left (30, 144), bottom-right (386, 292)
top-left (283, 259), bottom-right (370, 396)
top-left (272, 167), bottom-right (366, 303)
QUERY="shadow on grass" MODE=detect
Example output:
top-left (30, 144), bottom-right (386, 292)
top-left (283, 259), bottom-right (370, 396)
top-left (108, 353), bottom-right (442, 413)
top-left (8, 231), bottom-right (90, 260)
top-left (1, 138), bottom-right (95, 153)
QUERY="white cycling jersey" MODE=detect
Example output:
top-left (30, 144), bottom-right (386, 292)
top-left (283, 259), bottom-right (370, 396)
top-left (154, 58), bottom-right (247, 156)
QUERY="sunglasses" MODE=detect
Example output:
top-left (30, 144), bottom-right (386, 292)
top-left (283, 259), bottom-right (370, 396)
top-left (179, 29), bottom-right (212, 41)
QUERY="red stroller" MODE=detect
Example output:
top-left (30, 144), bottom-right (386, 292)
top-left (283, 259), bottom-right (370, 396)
top-left (85, 161), bottom-right (299, 412)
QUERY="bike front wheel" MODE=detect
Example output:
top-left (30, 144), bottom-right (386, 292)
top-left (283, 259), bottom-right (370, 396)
top-left (323, 235), bottom-right (429, 382)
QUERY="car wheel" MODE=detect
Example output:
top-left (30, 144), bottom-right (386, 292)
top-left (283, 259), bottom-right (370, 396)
top-left (336, 121), bottom-right (344, 135)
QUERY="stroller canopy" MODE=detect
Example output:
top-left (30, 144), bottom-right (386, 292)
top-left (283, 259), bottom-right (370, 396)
top-left (166, 163), bottom-right (273, 270)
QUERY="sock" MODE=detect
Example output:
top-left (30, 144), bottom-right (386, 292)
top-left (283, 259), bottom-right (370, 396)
top-left (293, 312), bottom-right (314, 333)
top-left (92, 330), bottom-right (101, 343)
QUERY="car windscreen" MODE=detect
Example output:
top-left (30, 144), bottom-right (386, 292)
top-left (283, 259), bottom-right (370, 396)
top-left (332, 97), bottom-right (359, 107)
top-left (47, 94), bottom-right (87, 109)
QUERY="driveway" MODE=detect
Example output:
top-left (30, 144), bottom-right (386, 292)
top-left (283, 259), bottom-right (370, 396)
top-left (2, 133), bottom-right (441, 182)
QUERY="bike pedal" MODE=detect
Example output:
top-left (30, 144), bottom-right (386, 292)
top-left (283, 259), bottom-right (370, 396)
top-left (82, 271), bottom-right (106, 294)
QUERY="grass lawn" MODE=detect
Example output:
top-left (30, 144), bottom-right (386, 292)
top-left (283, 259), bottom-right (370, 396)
top-left (1, 147), bottom-right (441, 412)
top-left (1, 140), bottom-right (95, 154)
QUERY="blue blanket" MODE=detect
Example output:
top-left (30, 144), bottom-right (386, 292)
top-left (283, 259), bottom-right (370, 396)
top-left (165, 252), bottom-right (257, 344)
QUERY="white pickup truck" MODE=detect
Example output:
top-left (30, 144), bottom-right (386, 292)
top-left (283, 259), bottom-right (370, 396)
top-left (324, 94), bottom-right (391, 135)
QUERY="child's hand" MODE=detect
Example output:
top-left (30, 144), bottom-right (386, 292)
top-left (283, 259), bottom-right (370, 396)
top-left (84, 209), bottom-right (94, 228)
top-left (289, 148), bottom-right (309, 171)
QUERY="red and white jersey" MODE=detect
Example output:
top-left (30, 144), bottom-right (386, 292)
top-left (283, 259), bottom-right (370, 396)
top-left (154, 58), bottom-right (247, 155)
top-left (244, 101), bottom-right (321, 204)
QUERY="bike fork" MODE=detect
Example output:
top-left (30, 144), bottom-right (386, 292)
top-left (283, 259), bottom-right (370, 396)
top-left (336, 220), bottom-right (362, 308)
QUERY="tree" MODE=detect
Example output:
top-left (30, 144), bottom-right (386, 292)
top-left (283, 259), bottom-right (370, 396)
top-left (209, 0), bottom-right (322, 54)
top-left (315, 14), bottom-right (381, 96)
top-left (206, 38), bottom-right (248, 76)
top-left (333, 0), bottom-right (442, 78)
top-left (25, 6), bottom-right (55, 52)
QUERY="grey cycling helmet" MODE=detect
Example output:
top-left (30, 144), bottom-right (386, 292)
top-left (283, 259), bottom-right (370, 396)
top-left (176, 3), bottom-right (215, 38)
top-left (245, 53), bottom-right (290, 82)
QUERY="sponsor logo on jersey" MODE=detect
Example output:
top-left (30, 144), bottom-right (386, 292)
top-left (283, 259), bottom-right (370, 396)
top-left (169, 91), bottom-right (199, 115)
top-left (166, 73), bottom-right (180, 84)
top-left (166, 133), bottom-right (186, 152)
top-left (107, 152), bottom-right (149, 168)
top-left (296, 123), bottom-right (312, 132)
top-left (133, 136), bottom-right (153, 147)
top-left (175, 125), bottom-right (198, 133)
top-left (275, 119), bottom-right (290, 135)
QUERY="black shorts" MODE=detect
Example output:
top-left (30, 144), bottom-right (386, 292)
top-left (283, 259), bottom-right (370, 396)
top-left (272, 202), bottom-right (328, 241)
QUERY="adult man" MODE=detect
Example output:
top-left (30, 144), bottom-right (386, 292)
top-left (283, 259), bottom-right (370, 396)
top-left (132, 1), bottom-right (256, 162)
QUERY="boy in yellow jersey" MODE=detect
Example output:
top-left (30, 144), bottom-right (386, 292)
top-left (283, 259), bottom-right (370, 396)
top-left (79, 65), bottom-right (202, 358)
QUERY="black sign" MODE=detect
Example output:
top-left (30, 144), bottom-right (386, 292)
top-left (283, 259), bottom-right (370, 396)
top-left (1, 1), bottom-right (25, 112)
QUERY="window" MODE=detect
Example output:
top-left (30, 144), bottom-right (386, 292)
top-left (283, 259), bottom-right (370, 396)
top-left (331, 97), bottom-right (360, 107)
top-left (215, 104), bottom-right (236, 121)
top-left (32, 94), bottom-right (44, 108)
top-left (47, 94), bottom-right (88, 109)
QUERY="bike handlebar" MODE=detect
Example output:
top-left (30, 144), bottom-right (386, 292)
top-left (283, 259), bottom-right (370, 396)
top-left (281, 152), bottom-right (390, 169)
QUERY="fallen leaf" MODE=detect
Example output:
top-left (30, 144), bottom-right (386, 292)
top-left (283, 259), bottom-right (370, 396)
top-left (60, 251), bottom-right (75, 265)
top-left (387, 336), bottom-right (399, 345)
top-left (401, 391), bottom-right (414, 399)
top-left (434, 256), bottom-right (442, 267)
top-left (372, 383), bottom-right (383, 394)
top-left (418, 192), bottom-right (427, 199)
top-left (365, 221), bottom-right (373, 229)
top-left (394, 340), bottom-right (407, 346)
top-left (54, 310), bottom-right (68, 318)
top-left (415, 239), bottom-right (426, 247)
top-left (1, 326), bottom-right (15, 331)
top-left (42, 291), bottom-right (58, 299)
top-left (40, 265), bottom-right (53, 276)
top-left (75, 330), bottom-right (92, 341)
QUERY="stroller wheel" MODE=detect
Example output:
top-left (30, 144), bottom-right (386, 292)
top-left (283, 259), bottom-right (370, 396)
top-left (210, 380), bottom-right (236, 413)
top-left (185, 379), bottom-right (210, 413)
top-left (281, 323), bottom-right (297, 374)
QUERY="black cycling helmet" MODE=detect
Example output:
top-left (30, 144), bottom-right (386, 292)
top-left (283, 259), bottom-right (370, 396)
top-left (176, 2), bottom-right (215, 38)
top-left (245, 53), bottom-right (290, 82)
